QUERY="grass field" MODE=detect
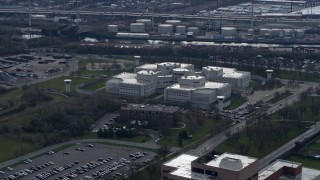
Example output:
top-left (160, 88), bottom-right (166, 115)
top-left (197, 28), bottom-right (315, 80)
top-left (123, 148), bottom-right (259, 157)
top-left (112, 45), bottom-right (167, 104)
top-left (159, 119), bottom-right (215, 147)
top-left (81, 80), bottom-right (106, 91)
top-left (216, 121), bottom-right (308, 158)
top-left (286, 155), bottom-right (320, 170)
top-left (278, 71), bottom-right (320, 83)
top-left (303, 141), bottom-right (320, 153)
top-left (225, 97), bottom-right (247, 110)
top-left (0, 88), bottom-right (23, 102)
top-left (38, 76), bottom-right (93, 93)
top-left (0, 138), bottom-right (38, 163)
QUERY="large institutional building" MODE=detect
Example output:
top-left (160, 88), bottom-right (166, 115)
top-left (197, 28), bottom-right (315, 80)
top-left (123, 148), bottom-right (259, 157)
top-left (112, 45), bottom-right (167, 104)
top-left (161, 152), bottom-right (320, 180)
top-left (106, 62), bottom-right (250, 107)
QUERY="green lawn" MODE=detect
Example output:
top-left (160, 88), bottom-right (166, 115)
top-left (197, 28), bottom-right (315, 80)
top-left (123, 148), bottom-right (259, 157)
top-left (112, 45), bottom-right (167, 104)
top-left (0, 138), bottom-right (38, 163)
top-left (52, 144), bottom-right (75, 153)
top-left (303, 141), bottom-right (320, 153)
top-left (82, 132), bottom-right (152, 143)
top-left (225, 97), bottom-right (247, 110)
top-left (38, 76), bottom-right (92, 93)
top-left (279, 70), bottom-right (320, 83)
top-left (159, 119), bottom-right (215, 147)
top-left (82, 80), bottom-right (106, 91)
top-left (216, 121), bottom-right (308, 158)
top-left (0, 88), bottom-right (23, 102)
top-left (286, 155), bottom-right (320, 170)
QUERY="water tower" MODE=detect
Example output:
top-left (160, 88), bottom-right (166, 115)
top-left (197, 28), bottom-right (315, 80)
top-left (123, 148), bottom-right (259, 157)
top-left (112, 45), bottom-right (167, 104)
top-left (266, 69), bottom-right (274, 81)
top-left (134, 56), bottom-right (140, 66)
top-left (217, 96), bottom-right (225, 111)
top-left (64, 79), bottom-right (72, 94)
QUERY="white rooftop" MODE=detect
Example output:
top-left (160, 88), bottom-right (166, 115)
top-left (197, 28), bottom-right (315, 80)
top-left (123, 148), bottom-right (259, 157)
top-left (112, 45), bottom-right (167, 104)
top-left (180, 75), bottom-right (204, 80)
top-left (222, 68), bottom-right (248, 79)
top-left (137, 70), bottom-right (158, 75)
top-left (163, 154), bottom-right (198, 169)
top-left (170, 168), bottom-right (213, 179)
top-left (259, 160), bottom-right (300, 179)
top-left (167, 82), bottom-right (229, 91)
top-left (112, 72), bottom-right (146, 85)
top-left (302, 167), bottom-right (320, 180)
top-left (164, 154), bottom-right (213, 179)
top-left (206, 153), bottom-right (257, 171)
top-left (173, 68), bottom-right (192, 72)
top-left (136, 64), bottom-right (158, 70)
top-left (203, 66), bottom-right (248, 79)
top-left (259, 159), bottom-right (320, 180)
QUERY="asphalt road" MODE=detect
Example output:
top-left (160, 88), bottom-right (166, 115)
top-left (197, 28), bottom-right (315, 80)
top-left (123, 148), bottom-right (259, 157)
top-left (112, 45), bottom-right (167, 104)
top-left (259, 122), bottom-right (320, 169)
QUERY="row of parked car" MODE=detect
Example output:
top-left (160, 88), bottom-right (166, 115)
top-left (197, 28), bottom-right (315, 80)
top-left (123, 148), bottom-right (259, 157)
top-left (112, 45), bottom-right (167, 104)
top-left (2, 161), bottom-right (54, 180)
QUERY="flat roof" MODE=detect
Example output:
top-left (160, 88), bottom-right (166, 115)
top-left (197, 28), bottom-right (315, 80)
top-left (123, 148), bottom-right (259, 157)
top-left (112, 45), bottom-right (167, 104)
top-left (164, 154), bottom-right (213, 179)
top-left (258, 160), bottom-right (301, 179)
top-left (206, 153), bottom-right (257, 171)
top-left (112, 72), bottom-right (146, 85)
top-left (203, 66), bottom-right (249, 79)
top-left (167, 82), bottom-right (229, 91)
top-left (259, 159), bottom-right (320, 180)
top-left (164, 154), bottom-right (198, 169)
top-left (180, 75), bottom-right (205, 80)
top-left (137, 70), bottom-right (158, 75)
top-left (135, 64), bottom-right (158, 71)
top-left (170, 168), bottom-right (213, 179)
top-left (302, 167), bottom-right (320, 180)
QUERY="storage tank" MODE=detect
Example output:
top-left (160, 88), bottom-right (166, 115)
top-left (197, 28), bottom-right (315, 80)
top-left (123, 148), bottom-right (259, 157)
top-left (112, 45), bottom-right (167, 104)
top-left (270, 28), bottom-right (281, 37)
top-left (108, 25), bottom-right (118, 33)
top-left (176, 26), bottom-right (186, 34)
top-left (158, 24), bottom-right (173, 34)
top-left (130, 23), bottom-right (145, 33)
top-left (136, 19), bottom-right (152, 26)
top-left (260, 28), bottom-right (270, 36)
top-left (294, 29), bottom-right (305, 38)
top-left (187, 27), bottom-right (200, 35)
top-left (283, 29), bottom-right (293, 37)
top-left (221, 27), bottom-right (237, 36)
top-left (165, 20), bottom-right (181, 26)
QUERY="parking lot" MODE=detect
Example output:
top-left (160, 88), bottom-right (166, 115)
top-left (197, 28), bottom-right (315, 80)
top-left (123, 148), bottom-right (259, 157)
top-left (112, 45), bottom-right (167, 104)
top-left (1, 143), bottom-right (155, 180)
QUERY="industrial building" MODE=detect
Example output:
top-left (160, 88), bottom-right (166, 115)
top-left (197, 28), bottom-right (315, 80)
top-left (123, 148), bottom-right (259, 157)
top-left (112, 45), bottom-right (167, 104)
top-left (120, 103), bottom-right (179, 124)
top-left (106, 62), bottom-right (249, 107)
top-left (258, 159), bottom-right (320, 180)
top-left (161, 152), bottom-right (259, 180)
